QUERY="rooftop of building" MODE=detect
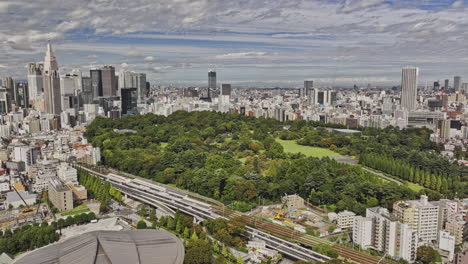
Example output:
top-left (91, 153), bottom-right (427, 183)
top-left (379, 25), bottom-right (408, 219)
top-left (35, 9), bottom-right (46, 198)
top-left (49, 178), bottom-right (71, 192)
top-left (5, 191), bottom-right (37, 204)
top-left (14, 230), bottom-right (185, 264)
top-left (337, 210), bottom-right (356, 216)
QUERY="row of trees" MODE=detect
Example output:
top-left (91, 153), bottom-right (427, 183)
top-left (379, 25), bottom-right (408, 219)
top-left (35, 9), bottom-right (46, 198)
top-left (77, 167), bottom-right (123, 212)
top-left (359, 154), bottom-right (454, 193)
top-left (0, 223), bottom-right (59, 255)
top-left (56, 212), bottom-right (97, 229)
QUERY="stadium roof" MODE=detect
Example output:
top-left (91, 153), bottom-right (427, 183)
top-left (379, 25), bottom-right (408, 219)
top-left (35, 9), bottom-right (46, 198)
top-left (14, 230), bottom-right (184, 264)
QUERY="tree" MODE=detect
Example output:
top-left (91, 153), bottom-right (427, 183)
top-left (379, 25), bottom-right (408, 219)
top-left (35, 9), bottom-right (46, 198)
top-left (184, 227), bottom-right (191, 238)
top-left (57, 218), bottom-right (65, 229)
top-left (190, 231), bottom-right (199, 241)
top-left (184, 239), bottom-right (212, 264)
top-left (416, 246), bottom-right (439, 264)
top-left (221, 245), bottom-right (228, 257)
top-left (149, 209), bottom-right (156, 221)
top-left (167, 217), bottom-right (175, 230)
top-left (159, 216), bottom-right (167, 226)
top-left (137, 220), bottom-right (147, 229)
top-left (139, 204), bottom-right (148, 216)
top-left (236, 255), bottom-right (243, 264)
top-left (176, 218), bottom-right (184, 234)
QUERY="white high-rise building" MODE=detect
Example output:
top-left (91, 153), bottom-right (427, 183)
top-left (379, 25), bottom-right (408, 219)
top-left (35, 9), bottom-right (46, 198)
top-left (352, 216), bottom-right (373, 248)
top-left (364, 207), bottom-right (418, 262)
top-left (43, 40), bottom-right (62, 115)
top-left (400, 67), bottom-right (419, 111)
top-left (393, 195), bottom-right (439, 244)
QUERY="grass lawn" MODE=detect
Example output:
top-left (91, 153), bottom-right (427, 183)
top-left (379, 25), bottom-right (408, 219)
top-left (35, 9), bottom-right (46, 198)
top-left (405, 181), bottom-right (425, 192)
top-left (275, 139), bottom-right (340, 157)
top-left (61, 204), bottom-right (90, 216)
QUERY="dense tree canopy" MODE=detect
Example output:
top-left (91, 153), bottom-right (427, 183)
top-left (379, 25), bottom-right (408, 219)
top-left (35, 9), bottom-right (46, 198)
top-left (85, 111), bottom-right (430, 214)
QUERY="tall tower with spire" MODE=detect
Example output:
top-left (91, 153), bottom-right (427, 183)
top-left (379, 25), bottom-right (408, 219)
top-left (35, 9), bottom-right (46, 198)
top-left (43, 40), bottom-right (62, 115)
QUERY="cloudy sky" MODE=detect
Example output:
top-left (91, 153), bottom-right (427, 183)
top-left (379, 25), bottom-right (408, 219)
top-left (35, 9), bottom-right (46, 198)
top-left (1, 0), bottom-right (468, 87)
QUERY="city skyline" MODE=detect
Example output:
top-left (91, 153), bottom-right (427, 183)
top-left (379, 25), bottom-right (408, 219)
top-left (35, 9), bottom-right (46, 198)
top-left (1, 0), bottom-right (468, 86)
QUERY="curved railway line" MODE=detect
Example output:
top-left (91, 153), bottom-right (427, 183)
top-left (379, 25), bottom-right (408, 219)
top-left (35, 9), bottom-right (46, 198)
top-left (80, 165), bottom-right (388, 264)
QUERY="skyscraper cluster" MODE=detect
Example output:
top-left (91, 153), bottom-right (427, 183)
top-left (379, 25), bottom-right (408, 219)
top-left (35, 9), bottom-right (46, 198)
top-left (0, 40), bottom-right (150, 123)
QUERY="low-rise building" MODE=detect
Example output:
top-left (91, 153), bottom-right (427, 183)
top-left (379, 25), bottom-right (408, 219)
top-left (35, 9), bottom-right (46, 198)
top-left (48, 178), bottom-right (73, 212)
top-left (4, 190), bottom-right (37, 209)
top-left (337, 210), bottom-right (356, 229)
top-left (439, 231), bottom-right (456, 262)
top-left (67, 184), bottom-right (87, 201)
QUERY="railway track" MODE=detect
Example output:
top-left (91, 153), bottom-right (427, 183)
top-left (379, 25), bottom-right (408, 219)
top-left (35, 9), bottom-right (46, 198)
top-left (214, 206), bottom-right (387, 264)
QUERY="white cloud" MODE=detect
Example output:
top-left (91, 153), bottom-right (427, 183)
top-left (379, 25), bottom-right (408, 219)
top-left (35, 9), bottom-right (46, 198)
top-left (451, 0), bottom-right (465, 8)
top-left (125, 50), bottom-right (143, 57)
top-left (215, 52), bottom-right (268, 59)
top-left (1, 0), bottom-right (468, 85)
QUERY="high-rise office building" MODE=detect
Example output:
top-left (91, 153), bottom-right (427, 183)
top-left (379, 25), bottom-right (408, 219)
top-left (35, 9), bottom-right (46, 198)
top-left (304, 80), bottom-right (313, 96)
top-left (27, 63), bottom-right (44, 99)
top-left (43, 40), bottom-right (62, 115)
top-left (14, 81), bottom-right (29, 109)
top-left (121, 88), bottom-right (137, 115)
top-left (219, 84), bottom-right (231, 113)
top-left (208, 70), bottom-right (216, 98)
top-left (2, 77), bottom-right (14, 111)
top-left (90, 69), bottom-right (103, 99)
top-left (81, 76), bottom-right (93, 105)
top-left (119, 71), bottom-right (146, 102)
top-left (101, 66), bottom-right (117, 97)
top-left (444, 79), bottom-right (450, 91)
top-left (221, 84), bottom-right (231, 96)
top-left (400, 67), bottom-right (419, 111)
top-left (454, 76), bottom-right (461, 92)
top-left (60, 73), bottom-right (81, 110)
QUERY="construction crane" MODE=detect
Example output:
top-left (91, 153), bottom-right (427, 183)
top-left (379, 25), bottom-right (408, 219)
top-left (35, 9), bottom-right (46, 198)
top-left (275, 194), bottom-right (288, 219)
top-left (11, 186), bottom-right (34, 213)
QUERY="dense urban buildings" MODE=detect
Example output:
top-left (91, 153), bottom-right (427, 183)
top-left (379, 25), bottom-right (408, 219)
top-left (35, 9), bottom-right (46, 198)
top-left (0, 37), bottom-right (467, 264)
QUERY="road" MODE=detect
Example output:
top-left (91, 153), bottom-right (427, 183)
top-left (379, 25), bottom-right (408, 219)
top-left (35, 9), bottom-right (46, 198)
top-left (332, 156), bottom-right (403, 185)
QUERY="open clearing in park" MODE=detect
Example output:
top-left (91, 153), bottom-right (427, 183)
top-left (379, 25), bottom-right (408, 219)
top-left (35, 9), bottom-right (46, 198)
top-left (275, 139), bottom-right (340, 157)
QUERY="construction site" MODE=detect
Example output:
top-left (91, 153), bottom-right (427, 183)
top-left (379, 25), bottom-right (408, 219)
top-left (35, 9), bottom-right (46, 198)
top-left (0, 185), bottom-right (52, 230)
top-left (248, 194), bottom-right (333, 235)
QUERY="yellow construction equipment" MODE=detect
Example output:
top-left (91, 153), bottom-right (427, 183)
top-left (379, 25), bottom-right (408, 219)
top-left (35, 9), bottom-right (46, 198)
top-left (275, 196), bottom-right (288, 219)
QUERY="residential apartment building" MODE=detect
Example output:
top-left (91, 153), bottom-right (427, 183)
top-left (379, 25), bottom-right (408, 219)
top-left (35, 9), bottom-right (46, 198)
top-left (393, 195), bottom-right (439, 244)
top-left (353, 216), bottom-right (373, 248)
top-left (353, 207), bottom-right (418, 263)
